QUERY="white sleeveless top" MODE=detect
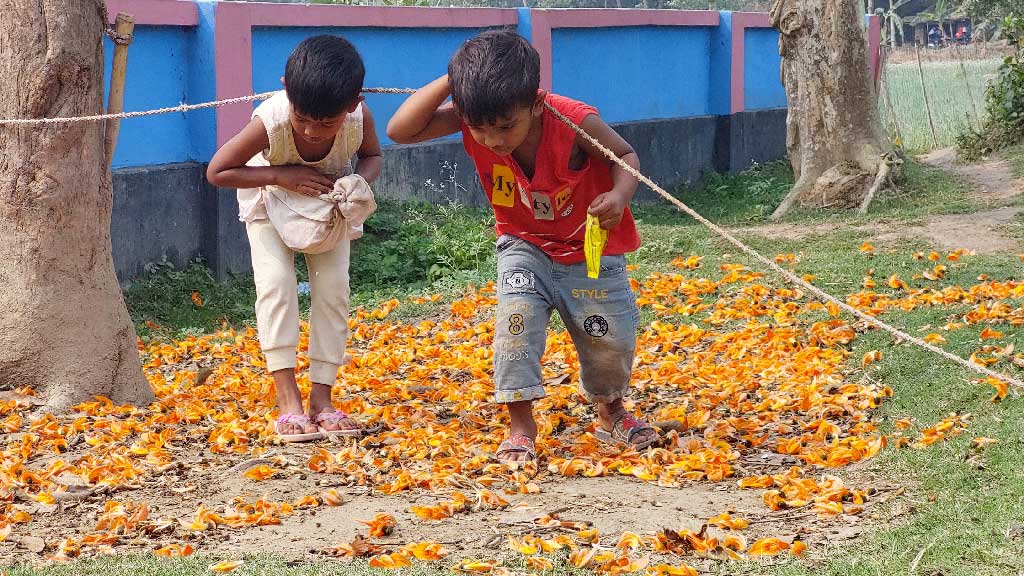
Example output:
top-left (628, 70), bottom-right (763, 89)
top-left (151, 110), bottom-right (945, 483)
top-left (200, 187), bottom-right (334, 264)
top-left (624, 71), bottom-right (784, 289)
top-left (237, 90), bottom-right (364, 223)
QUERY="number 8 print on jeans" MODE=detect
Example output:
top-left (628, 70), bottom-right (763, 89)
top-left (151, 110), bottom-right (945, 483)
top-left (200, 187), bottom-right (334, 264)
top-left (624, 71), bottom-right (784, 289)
top-left (492, 234), bottom-right (640, 405)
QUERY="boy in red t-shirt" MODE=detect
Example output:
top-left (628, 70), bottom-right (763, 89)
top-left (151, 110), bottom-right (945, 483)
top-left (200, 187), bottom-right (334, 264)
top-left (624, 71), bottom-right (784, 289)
top-left (387, 30), bottom-right (658, 467)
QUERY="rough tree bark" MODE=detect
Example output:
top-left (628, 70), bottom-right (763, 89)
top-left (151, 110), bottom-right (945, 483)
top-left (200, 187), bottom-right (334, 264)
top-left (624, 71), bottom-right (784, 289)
top-left (769, 0), bottom-right (894, 220)
top-left (0, 0), bottom-right (153, 410)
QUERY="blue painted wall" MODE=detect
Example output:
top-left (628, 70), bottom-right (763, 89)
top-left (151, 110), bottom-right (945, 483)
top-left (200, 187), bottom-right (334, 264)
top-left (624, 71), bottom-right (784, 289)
top-left (743, 28), bottom-right (786, 111)
top-left (551, 26), bottom-right (715, 123)
top-left (104, 26), bottom-right (194, 168)
top-left (250, 27), bottom-right (496, 146)
top-left (99, 4), bottom-right (797, 168)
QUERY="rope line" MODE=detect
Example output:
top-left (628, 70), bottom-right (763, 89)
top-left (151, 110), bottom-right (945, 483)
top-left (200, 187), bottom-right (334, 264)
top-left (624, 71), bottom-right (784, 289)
top-left (1, 86), bottom-right (1020, 390)
top-left (541, 102), bottom-right (1024, 391)
top-left (0, 88), bottom-right (412, 125)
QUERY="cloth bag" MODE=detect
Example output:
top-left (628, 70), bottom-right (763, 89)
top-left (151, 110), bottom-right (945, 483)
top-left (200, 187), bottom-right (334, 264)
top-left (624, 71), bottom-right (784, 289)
top-left (263, 174), bottom-right (377, 254)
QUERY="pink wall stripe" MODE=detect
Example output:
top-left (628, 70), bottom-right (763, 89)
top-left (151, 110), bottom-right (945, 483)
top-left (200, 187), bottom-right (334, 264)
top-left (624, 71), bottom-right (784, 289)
top-left (730, 12), bottom-right (770, 115)
top-left (531, 11), bottom-right (554, 92)
top-left (868, 14), bottom-right (882, 83)
top-left (214, 3), bottom-right (254, 148)
top-left (105, 0), bottom-right (198, 26)
top-left (247, 4), bottom-right (517, 28)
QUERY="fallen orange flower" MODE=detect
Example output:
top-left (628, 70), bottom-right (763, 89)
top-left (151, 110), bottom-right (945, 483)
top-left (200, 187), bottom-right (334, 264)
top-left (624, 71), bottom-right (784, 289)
top-left (359, 513), bottom-right (397, 537)
top-left (747, 538), bottom-right (790, 557)
top-left (209, 560), bottom-right (244, 573)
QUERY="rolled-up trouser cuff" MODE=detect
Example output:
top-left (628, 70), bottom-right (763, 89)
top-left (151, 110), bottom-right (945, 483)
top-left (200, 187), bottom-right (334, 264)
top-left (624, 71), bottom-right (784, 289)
top-left (264, 347), bottom-right (297, 373)
top-left (309, 360), bottom-right (340, 386)
top-left (579, 387), bottom-right (627, 405)
top-left (493, 384), bottom-right (547, 404)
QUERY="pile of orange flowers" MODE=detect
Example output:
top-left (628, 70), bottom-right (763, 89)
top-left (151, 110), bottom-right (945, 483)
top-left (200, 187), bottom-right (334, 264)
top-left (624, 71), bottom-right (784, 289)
top-left (0, 249), bottom-right (1014, 566)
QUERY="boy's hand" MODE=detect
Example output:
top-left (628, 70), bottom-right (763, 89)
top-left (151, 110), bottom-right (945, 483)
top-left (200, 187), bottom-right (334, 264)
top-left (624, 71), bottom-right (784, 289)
top-left (273, 166), bottom-right (335, 197)
top-left (588, 190), bottom-right (629, 230)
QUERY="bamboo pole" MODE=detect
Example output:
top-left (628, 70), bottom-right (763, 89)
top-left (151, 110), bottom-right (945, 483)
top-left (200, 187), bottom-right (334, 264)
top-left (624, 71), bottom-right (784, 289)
top-left (105, 12), bottom-right (135, 169)
top-left (915, 45), bottom-right (940, 148)
top-left (954, 43), bottom-right (983, 128)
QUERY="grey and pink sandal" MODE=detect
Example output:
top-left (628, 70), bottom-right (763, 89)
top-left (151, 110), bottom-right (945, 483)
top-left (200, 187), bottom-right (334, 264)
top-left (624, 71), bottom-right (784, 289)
top-left (496, 434), bottom-right (537, 469)
top-left (595, 413), bottom-right (659, 450)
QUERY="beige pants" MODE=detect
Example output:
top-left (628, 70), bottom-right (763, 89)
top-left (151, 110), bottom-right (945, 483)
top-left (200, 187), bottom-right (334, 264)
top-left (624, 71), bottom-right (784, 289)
top-left (246, 219), bottom-right (351, 385)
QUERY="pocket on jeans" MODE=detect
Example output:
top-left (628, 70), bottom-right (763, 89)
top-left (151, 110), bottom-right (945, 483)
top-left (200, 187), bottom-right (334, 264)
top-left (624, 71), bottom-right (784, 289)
top-left (598, 255), bottom-right (627, 274)
top-left (496, 234), bottom-right (522, 253)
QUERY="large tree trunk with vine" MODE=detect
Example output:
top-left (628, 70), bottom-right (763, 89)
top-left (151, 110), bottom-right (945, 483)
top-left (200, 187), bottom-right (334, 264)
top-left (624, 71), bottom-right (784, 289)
top-left (0, 0), bottom-right (153, 410)
top-left (769, 0), bottom-right (892, 220)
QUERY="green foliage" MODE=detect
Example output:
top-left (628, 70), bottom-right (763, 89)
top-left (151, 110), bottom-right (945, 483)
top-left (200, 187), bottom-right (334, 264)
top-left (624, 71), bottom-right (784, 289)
top-left (957, 14), bottom-right (1024, 159)
top-left (124, 201), bottom-right (495, 338)
top-left (124, 259), bottom-right (260, 340)
top-left (351, 200), bottom-right (495, 287)
top-left (963, 0), bottom-right (1024, 21)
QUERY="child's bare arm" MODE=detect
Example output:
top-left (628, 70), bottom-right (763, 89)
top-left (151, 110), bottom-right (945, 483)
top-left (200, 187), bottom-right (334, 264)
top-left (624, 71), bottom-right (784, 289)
top-left (385, 75), bottom-right (462, 144)
top-left (354, 103), bottom-right (383, 183)
top-left (206, 118), bottom-right (334, 197)
top-left (577, 115), bottom-right (640, 230)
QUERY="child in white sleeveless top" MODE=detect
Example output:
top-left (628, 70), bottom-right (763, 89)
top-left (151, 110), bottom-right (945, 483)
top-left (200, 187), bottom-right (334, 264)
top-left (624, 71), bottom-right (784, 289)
top-left (207, 35), bottom-right (382, 442)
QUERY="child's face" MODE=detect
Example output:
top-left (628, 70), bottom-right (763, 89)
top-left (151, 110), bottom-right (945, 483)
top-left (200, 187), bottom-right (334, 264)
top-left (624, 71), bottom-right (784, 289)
top-left (288, 100), bottom-right (359, 146)
top-left (465, 97), bottom-right (543, 157)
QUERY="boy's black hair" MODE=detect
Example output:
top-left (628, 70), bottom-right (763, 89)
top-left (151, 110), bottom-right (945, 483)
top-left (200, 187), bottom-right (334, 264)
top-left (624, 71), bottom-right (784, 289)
top-left (448, 30), bottom-right (540, 125)
top-left (285, 35), bottom-right (365, 120)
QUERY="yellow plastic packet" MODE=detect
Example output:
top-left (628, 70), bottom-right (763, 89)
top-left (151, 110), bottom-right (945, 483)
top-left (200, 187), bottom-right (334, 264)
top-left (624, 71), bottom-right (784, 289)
top-left (585, 213), bottom-right (609, 279)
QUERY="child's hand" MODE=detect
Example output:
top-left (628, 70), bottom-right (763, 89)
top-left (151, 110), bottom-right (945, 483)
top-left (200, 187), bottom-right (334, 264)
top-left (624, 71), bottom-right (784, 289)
top-left (588, 190), bottom-right (629, 230)
top-left (274, 166), bottom-right (336, 197)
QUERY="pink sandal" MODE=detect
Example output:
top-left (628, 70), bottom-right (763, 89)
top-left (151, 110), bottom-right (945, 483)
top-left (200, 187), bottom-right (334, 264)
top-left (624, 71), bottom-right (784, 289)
top-left (274, 414), bottom-right (323, 443)
top-left (314, 410), bottom-right (363, 438)
top-left (496, 434), bottom-right (537, 469)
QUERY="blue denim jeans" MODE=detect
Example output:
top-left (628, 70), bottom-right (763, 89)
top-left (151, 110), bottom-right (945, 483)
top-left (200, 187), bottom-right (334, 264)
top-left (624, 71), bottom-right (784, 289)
top-left (493, 234), bottom-right (640, 404)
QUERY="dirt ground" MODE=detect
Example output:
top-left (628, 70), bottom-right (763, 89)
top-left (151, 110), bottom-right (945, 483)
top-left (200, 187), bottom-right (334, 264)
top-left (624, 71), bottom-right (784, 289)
top-left (742, 148), bottom-right (1023, 254)
top-left (6, 432), bottom-right (906, 569)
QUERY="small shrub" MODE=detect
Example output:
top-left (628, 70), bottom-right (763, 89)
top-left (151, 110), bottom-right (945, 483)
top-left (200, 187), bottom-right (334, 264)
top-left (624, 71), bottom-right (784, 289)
top-left (958, 15), bottom-right (1024, 160)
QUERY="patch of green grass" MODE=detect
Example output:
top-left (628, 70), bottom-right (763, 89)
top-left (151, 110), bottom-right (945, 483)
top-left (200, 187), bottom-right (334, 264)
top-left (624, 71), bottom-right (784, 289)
top-left (674, 161), bottom-right (795, 225)
top-left (634, 158), bottom-right (981, 233)
top-left (125, 260), bottom-right (260, 341)
top-left (4, 554), bottom-right (426, 575)
top-left (1003, 141), bottom-right (1024, 178)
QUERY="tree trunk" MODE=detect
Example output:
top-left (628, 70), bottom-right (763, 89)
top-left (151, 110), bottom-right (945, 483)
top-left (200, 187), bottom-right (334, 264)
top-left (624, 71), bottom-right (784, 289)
top-left (0, 0), bottom-right (153, 410)
top-left (769, 0), bottom-right (892, 220)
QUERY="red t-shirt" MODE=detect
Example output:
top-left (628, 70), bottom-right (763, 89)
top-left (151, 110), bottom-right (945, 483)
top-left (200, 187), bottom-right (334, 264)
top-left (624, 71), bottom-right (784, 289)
top-left (461, 93), bottom-right (641, 265)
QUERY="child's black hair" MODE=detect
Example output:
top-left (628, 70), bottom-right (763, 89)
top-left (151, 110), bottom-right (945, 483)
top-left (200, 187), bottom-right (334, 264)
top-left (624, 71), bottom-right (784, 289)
top-left (448, 30), bottom-right (540, 125)
top-left (284, 35), bottom-right (365, 120)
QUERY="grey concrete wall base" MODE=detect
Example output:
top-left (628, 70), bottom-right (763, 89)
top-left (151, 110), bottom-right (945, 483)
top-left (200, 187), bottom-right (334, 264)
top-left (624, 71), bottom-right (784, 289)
top-left (206, 188), bottom-right (252, 279)
top-left (111, 110), bottom-right (788, 284)
top-left (112, 163), bottom-right (210, 283)
top-left (614, 116), bottom-right (719, 203)
top-left (724, 108), bottom-right (788, 173)
top-left (376, 139), bottom-right (486, 208)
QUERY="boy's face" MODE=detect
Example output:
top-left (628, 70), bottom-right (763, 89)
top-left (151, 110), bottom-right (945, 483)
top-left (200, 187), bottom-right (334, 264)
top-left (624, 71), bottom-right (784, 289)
top-left (465, 95), bottom-right (544, 157)
top-left (288, 99), bottom-right (361, 146)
